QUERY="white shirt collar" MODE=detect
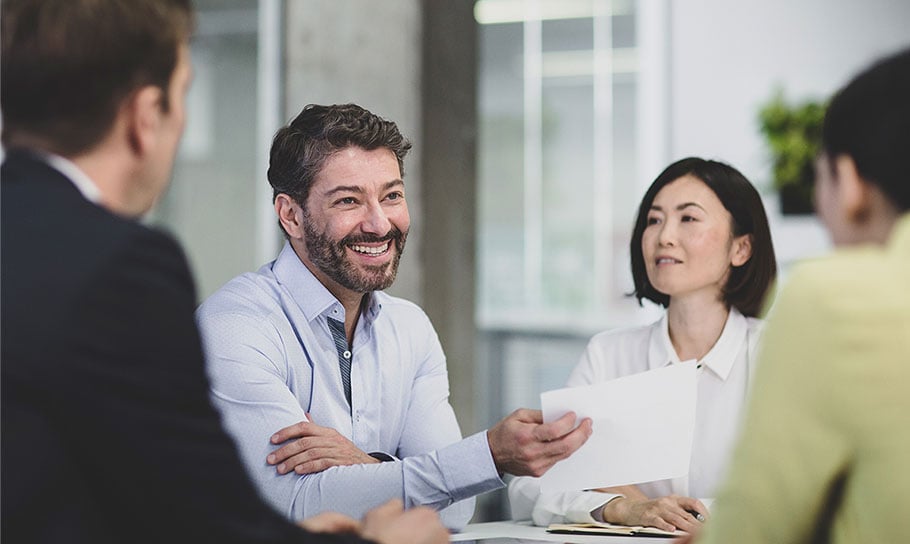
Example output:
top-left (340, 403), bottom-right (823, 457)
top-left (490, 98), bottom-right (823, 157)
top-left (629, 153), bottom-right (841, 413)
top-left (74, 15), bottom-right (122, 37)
top-left (39, 152), bottom-right (103, 204)
top-left (647, 307), bottom-right (748, 381)
top-left (271, 241), bottom-right (383, 324)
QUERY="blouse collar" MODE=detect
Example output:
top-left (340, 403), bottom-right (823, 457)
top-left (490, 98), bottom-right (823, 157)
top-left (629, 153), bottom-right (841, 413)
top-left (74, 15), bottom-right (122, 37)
top-left (647, 307), bottom-right (748, 381)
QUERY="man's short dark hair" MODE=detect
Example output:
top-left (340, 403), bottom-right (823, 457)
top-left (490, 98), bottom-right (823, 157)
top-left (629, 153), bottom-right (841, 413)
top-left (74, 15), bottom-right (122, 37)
top-left (822, 47), bottom-right (910, 212)
top-left (630, 157), bottom-right (778, 317)
top-left (267, 103), bottom-right (413, 214)
top-left (1, 0), bottom-right (194, 156)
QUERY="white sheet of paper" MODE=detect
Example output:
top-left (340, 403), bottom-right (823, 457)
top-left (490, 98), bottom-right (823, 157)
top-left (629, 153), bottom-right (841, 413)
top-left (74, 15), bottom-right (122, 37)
top-left (540, 363), bottom-right (697, 494)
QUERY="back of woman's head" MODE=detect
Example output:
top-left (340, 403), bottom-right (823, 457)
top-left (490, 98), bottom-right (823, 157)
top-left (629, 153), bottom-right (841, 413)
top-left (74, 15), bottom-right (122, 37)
top-left (630, 157), bottom-right (778, 317)
top-left (822, 47), bottom-right (910, 213)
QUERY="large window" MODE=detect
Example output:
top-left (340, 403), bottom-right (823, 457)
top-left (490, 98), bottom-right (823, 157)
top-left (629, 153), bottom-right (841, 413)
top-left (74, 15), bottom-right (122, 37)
top-left (476, 0), bottom-right (661, 421)
top-left (477, 0), bottom-right (652, 333)
top-left (475, 0), bottom-right (663, 520)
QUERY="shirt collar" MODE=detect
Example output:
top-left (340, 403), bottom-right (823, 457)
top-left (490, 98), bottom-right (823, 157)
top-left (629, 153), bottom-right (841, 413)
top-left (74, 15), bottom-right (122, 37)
top-left (647, 313), bottom-right (678, 371)
top-left (270, 241), bottom-right (382, 324)
top-left (38, 152), bottom-right (103, 204)
top-left (647, 307), bottom-right (748, 381)
top-left (698, 308), bottom-right (748, 380)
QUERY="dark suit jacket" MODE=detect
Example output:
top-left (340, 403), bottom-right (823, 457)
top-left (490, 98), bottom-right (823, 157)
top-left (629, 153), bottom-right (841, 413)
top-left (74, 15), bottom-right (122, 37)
top-left (0, 152), bottom-right (368, 544)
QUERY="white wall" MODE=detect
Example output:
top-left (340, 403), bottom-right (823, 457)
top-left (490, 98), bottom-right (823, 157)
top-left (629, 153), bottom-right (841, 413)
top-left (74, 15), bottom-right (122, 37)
top-left (670, 0), bottom-right (910, 183)
top-left (668, 0), bottom-right (910, 265)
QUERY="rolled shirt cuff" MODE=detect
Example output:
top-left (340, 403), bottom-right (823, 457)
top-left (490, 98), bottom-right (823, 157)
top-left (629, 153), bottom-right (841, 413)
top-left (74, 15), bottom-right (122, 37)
top-left (566, 492), bottom-right (623, 523)
top-left (368, 451), bottom-right (398, 462)
top-left (436, 430), bottom-right (505, 502)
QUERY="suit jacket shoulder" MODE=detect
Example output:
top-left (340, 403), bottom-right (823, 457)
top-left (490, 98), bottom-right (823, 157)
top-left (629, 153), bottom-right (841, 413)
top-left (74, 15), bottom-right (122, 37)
top-left (1, 152), bottom-right (368, 544)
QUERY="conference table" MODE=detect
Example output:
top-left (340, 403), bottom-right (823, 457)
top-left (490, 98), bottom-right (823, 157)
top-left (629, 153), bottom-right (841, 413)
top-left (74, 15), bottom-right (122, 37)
top-left (450, 520), bottom-right (681, 543)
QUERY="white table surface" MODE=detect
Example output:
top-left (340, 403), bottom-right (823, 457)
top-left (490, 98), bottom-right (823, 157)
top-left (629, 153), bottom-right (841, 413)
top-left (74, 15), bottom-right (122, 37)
top-left (450, 520), bottom-right (678, 543)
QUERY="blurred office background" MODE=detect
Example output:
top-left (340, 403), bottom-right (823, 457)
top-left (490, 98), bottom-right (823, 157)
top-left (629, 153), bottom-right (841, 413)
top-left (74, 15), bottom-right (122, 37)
top-left (153, 0), bottom-right (910, 521)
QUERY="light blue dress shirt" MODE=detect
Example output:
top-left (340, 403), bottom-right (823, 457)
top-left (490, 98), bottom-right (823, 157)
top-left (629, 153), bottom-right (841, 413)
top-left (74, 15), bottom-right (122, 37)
top-left (196, 243), bottom-right (503, 529)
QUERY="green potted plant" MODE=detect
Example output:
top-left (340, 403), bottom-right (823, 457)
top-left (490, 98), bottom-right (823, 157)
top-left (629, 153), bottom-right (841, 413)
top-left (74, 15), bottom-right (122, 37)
top-left (758, 90), bottom-right (826, 215)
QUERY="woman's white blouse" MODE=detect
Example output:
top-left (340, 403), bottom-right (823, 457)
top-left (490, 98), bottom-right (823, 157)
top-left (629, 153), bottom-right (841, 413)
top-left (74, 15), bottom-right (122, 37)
top-left (508, 308), bottom-right (763, 526)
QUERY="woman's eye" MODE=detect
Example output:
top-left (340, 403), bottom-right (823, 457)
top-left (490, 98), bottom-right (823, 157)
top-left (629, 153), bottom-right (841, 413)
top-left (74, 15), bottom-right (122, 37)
top-left (646, 216), bottom-right (660, 225)
top-left (681, 215), bottom-right (696, 222)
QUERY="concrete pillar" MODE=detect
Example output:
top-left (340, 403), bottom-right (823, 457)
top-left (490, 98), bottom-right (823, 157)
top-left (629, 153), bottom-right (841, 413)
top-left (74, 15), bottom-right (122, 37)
top-left (284, 0), bottom-right (424, 302)
top-left (419, 0), bottom-right (479, 437)
top-left (283, 0), bottom-right (480, 436)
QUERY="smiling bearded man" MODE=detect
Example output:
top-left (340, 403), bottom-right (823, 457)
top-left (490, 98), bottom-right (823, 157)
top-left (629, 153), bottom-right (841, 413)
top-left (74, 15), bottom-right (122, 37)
top-left (303, 215), bottom-right (407, 292)
top-left (194, 103), bottom-right (593, 532)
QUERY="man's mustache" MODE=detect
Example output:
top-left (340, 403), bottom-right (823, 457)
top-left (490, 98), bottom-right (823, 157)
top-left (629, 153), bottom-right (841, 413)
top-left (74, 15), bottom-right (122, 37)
top-left (340, 227), bottom-right (407, 247)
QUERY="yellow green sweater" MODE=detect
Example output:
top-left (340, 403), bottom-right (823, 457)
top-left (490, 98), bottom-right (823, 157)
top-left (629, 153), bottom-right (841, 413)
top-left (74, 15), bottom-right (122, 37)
top-left (700, 214), bottom-right (910, 544)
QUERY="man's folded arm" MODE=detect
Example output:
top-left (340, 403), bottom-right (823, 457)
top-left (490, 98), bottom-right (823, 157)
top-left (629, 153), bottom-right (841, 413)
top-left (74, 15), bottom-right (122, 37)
top-left (198, 311), bottom-right (500, 530)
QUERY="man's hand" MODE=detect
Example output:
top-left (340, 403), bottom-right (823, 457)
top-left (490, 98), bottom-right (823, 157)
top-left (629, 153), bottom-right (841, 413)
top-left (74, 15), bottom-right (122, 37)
top-left (601, 495), bottom-right (709, 533)
top-left (487, 409), bottom-right (592, 477)
top-left (297, 511), bottom-right (361, 534)
top-left (361, 500), bottom-right (449, 544)
top-left (267, 418), bottom-right (379, 475)
top-left (296, 501), bottom-right (448, 544)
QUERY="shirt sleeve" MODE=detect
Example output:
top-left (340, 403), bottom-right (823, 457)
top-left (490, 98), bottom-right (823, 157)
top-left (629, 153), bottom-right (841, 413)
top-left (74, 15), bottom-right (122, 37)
top-left (565, 336), bottom-right (603, 387)
top-left (197, 309), bottom-right (502, 531)
top-left (508, 476), bottom-right (619, 525)
top-left (698, 266), bottom-right (852, 544)
top-left (394, 326), bottom-right (504, 524)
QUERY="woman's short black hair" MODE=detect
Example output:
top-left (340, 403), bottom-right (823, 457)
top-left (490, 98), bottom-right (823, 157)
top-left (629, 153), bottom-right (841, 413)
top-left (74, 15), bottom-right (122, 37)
top-left (629, 157), bottom-right (777, 317)
top-left (821, 47), bottom-right (910, 212)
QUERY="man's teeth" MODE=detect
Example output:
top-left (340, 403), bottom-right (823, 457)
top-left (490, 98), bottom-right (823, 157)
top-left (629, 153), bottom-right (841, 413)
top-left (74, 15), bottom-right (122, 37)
top-left (351, 242), bottom-right (390, 255)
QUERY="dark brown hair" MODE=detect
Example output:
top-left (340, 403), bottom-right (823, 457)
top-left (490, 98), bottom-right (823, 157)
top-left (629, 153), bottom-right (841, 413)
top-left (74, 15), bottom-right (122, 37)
top-left (630, 157), bottom-right (777, 317)
top-left (1, 0), bottom-right (194, 155)
top-left (268, 103), bottom-right (412, 211)
top-left (822, 47), bottom-right (910, 212)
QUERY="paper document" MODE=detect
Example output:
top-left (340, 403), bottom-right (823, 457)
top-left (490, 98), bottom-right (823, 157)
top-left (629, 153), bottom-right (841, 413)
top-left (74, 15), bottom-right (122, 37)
top-left (540, 363), bottom-right (697, 494)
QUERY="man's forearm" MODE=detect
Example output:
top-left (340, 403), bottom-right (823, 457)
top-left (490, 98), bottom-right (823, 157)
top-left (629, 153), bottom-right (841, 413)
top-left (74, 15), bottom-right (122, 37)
top-left (282, 435), bottom-right (501, 530)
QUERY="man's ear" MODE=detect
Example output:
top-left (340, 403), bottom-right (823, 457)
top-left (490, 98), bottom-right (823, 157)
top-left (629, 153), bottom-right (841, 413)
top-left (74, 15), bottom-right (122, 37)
top-left (730, 234), bottom-right (753, 267)
top-left (275, 193), bottom-right (305, 239)
top-left (832, 154), bottom-right (870, 222)
top-left (125, 86), bottom-right (164, 156)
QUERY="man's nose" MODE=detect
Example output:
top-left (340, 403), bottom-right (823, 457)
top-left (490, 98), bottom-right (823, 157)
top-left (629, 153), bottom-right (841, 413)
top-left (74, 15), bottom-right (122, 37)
top-left (361, 202), bottom-right (392, 235)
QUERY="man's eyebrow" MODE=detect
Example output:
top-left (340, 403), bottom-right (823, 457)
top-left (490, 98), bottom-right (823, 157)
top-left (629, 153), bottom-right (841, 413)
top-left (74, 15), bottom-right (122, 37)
top-left (323, 185), bottom-right (364, 197)
top-left (382, 179), bottom-right (405, 191)
top-left (323, 179), bottom-right (404, 197)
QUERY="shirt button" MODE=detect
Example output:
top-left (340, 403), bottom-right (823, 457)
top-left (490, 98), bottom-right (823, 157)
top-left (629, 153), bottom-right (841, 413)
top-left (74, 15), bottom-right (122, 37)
top-left (343, 350), bottom-right (351, 359)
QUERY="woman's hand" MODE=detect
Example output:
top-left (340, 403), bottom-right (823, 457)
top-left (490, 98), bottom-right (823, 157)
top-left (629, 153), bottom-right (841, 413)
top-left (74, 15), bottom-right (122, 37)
top-left (601, 494), bottom-right (708, 533)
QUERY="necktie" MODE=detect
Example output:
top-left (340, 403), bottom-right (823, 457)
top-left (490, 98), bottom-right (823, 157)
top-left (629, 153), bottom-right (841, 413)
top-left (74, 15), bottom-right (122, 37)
top-left (326, 317), bottom-right (352, 409)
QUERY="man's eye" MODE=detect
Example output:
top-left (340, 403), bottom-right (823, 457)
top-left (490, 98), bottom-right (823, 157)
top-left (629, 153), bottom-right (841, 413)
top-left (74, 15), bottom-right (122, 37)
top-left (339, 197), bottom-right (356, 205)
top-left (387, 192), bottom-right (403, 201)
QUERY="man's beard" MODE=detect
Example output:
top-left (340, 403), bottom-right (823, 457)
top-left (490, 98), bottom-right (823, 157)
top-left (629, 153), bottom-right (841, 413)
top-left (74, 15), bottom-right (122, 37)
top-left (302, 214), bottom-right (407, 294)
